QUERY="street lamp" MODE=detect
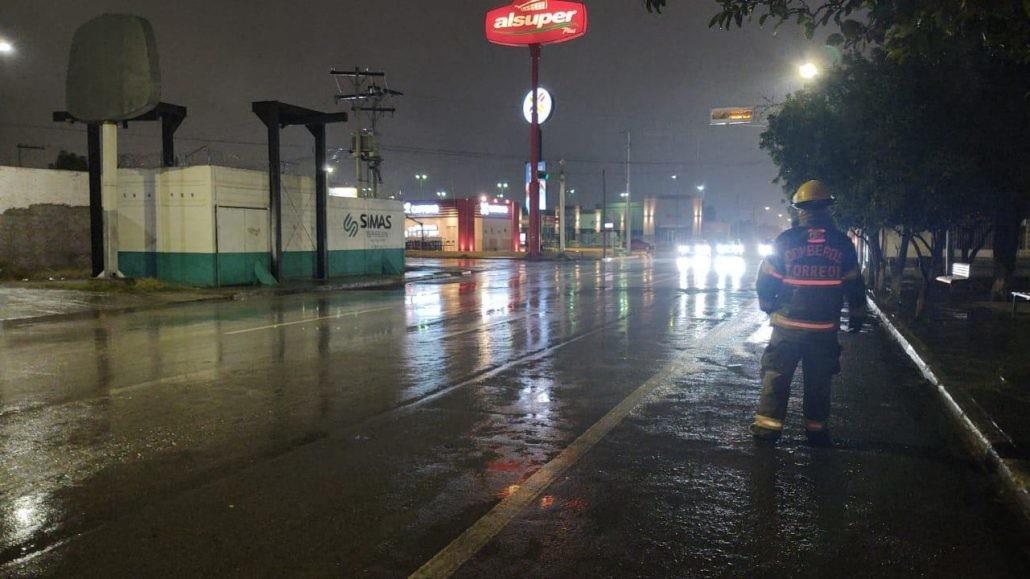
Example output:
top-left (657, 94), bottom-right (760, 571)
top-left (764, 206), bottom-right (771, 211)
top-left (436, 190), bottom-right (447, 199)
top-left (671, 175), bottom-right (678, 180)
top-left (415, 173), bottom-right (428, 197)
top-left (496, 181), bottom-right (509, 199)
top-left (324, 165), bottom-right (334, 174)
top-left (799, 62), bottom-right (819, 80)
top-left (0, 40), bottom-right (14, 55)
top-left (569, 188), bottom-right (575, 197)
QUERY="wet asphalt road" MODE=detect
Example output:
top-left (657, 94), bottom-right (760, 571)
top-left (1, 256), bottom-right (1027, 577)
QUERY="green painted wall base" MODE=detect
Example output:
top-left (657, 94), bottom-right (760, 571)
top-left (119, 249), bottom-right (404, 287)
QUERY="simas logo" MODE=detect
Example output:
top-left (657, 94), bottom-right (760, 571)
top-left (344, 212), bottom-right (393, 238)
top-left (343, 213), bottom-right (359, 238)
top-left (486, 1), bottom-right (588, 46)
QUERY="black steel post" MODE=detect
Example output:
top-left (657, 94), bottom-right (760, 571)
top-left (161, 116), bottom-right (176, 167)
top-left (266, 120), bottom-right (283, 280)
top-left (87, 123), bottom-right (103, 277)
top-left (308, 123), bottom-right (328, 280)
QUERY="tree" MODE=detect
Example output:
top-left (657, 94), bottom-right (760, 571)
top-left (760, 52), bottom-right (998, 315)
top-left (644, 1), bottom-right (1030, 63)
top-left (646, 0), bottom-right (1030, 299)
top-left (48, 150), bottom-right (88, 172)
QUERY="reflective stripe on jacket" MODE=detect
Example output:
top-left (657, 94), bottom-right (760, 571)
top-left (756, 213), bottom-right (866, 333)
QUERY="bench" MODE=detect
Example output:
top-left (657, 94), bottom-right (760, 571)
top-left (1013, 292), bottom-right (1030, 315)
top-left (936, 262), bottom-right (971, 285)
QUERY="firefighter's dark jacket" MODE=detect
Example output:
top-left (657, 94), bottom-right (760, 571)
top-left (756, 211), bottom-right (866, 332)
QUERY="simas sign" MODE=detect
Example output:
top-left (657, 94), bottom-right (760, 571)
top-left (344, 212), bottom-right (393, 238)
top-left (486, 0), bottom-right (588, 46)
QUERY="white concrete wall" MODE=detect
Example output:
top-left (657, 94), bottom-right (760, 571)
top-left (118, 166), bottom-right (217, 253)
top-left (210, 166), bottom-right (317, 253)
top-left (0, 166), bottom-right (88, 211)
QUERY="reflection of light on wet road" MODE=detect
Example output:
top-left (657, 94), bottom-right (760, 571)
top-left (406, 288), bottom-right (443, 324)
top-left (677, 256), bottom-right (748, 291)
top-left (714, 256), bottom-right (747, 290)
top-left (8, 493), bottom-right (49, 544)
top-left (479, 288), bottom-right (511, 319)
top-left (498, 484), bottom-right (520, 500)
top-left (677, 256), bottom-right (711, 290)
top-left (746, 322), bottom-right (773, 345)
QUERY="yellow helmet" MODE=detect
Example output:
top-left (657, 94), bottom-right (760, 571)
top-left (792, 180), bottom-right (834, 208)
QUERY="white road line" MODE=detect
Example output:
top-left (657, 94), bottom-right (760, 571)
top-left (223, 305), bottom-right (397, 335)
top-left (409, 302), bottom-right (758, 579)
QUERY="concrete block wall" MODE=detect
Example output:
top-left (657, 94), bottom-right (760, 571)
top-left (0, 166), bottom-right (90, 273)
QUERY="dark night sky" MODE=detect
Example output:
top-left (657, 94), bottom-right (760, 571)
top-left (0, 0), bottom-right (825, 221)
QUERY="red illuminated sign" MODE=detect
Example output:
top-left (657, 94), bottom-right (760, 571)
top-left (486, 0), bottom-right (588, 46)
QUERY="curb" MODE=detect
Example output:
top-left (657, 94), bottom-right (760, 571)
top-left (869, 296), bottom-right (1030, 521)
top-left (1, 293), bottom-right (236, 329)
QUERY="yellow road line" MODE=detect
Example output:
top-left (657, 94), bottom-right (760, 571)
top-left (223, 305), bottom-right (397, 335)
top-left (410, 303), bottom-right (753, 578)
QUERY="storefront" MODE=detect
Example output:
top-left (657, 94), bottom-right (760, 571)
top-left (404, 197), bottom-right (520, 253)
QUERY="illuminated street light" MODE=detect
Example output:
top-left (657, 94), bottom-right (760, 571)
top-left (764, 206), bottom-right (771, 211)
top-left (620, 192), bottom-right (629, 198)
top-left (436, 190), bottom-right (447, 199)
top-left (496, 181), bottom-right (509, 198)
top-left (0, 40), bottom-right (14, 55)
top-left (799, 62), bottom-right (819, 80)
top-left (324, 165), bottom-right (335, 174)
top-left (415, 173), bottom-right (428, 197)
top-left (671, 175), bottom-right (678, 180)
top-left (696, 185), bottom-right (705, 193)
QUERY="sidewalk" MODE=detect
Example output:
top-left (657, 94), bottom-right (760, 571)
top-left (0, 271), bottom-right (437, 327)
top-left (872, 293), bottom-right (1030, 520)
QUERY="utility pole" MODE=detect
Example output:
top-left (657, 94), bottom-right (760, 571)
top-left (602, 169), bottom-right (608, 262)
top-left (559, 159), bottom-right (566, 255)
top-left (624, 130), bottom-right (632, 252)
top-left (600, 169), bottom-right (610, 289)
top-left (331, 67), bottom-right (402, 198)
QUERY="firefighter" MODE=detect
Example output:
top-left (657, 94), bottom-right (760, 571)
top-left (751, 180), bottom-right (866, 446)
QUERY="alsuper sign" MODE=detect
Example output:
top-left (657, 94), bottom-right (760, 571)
top-left (486, 0), bottom-right (588, 46)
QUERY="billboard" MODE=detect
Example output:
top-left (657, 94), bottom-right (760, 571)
top-left (486, 1), bottom-right (588, 46)
top-left (710, 107), bottom-right (755, 126)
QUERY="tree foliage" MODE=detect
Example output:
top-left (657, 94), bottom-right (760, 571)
top-left (48, 150), bottom-right (88, 172)
top-left (760, 46), bottom-right (1029, 302)
top-left (645, 1), bottom-right (1030, 62)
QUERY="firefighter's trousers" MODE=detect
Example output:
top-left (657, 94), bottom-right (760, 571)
top-left (755, 327), bottom-right (841, 431)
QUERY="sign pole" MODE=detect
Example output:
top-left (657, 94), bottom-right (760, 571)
top-left (528, 43), bottom-right (541, 258)
top-left (559, 159), bottom-right (566, 255)
top-left (100, 121), bottom-right (123, 278)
